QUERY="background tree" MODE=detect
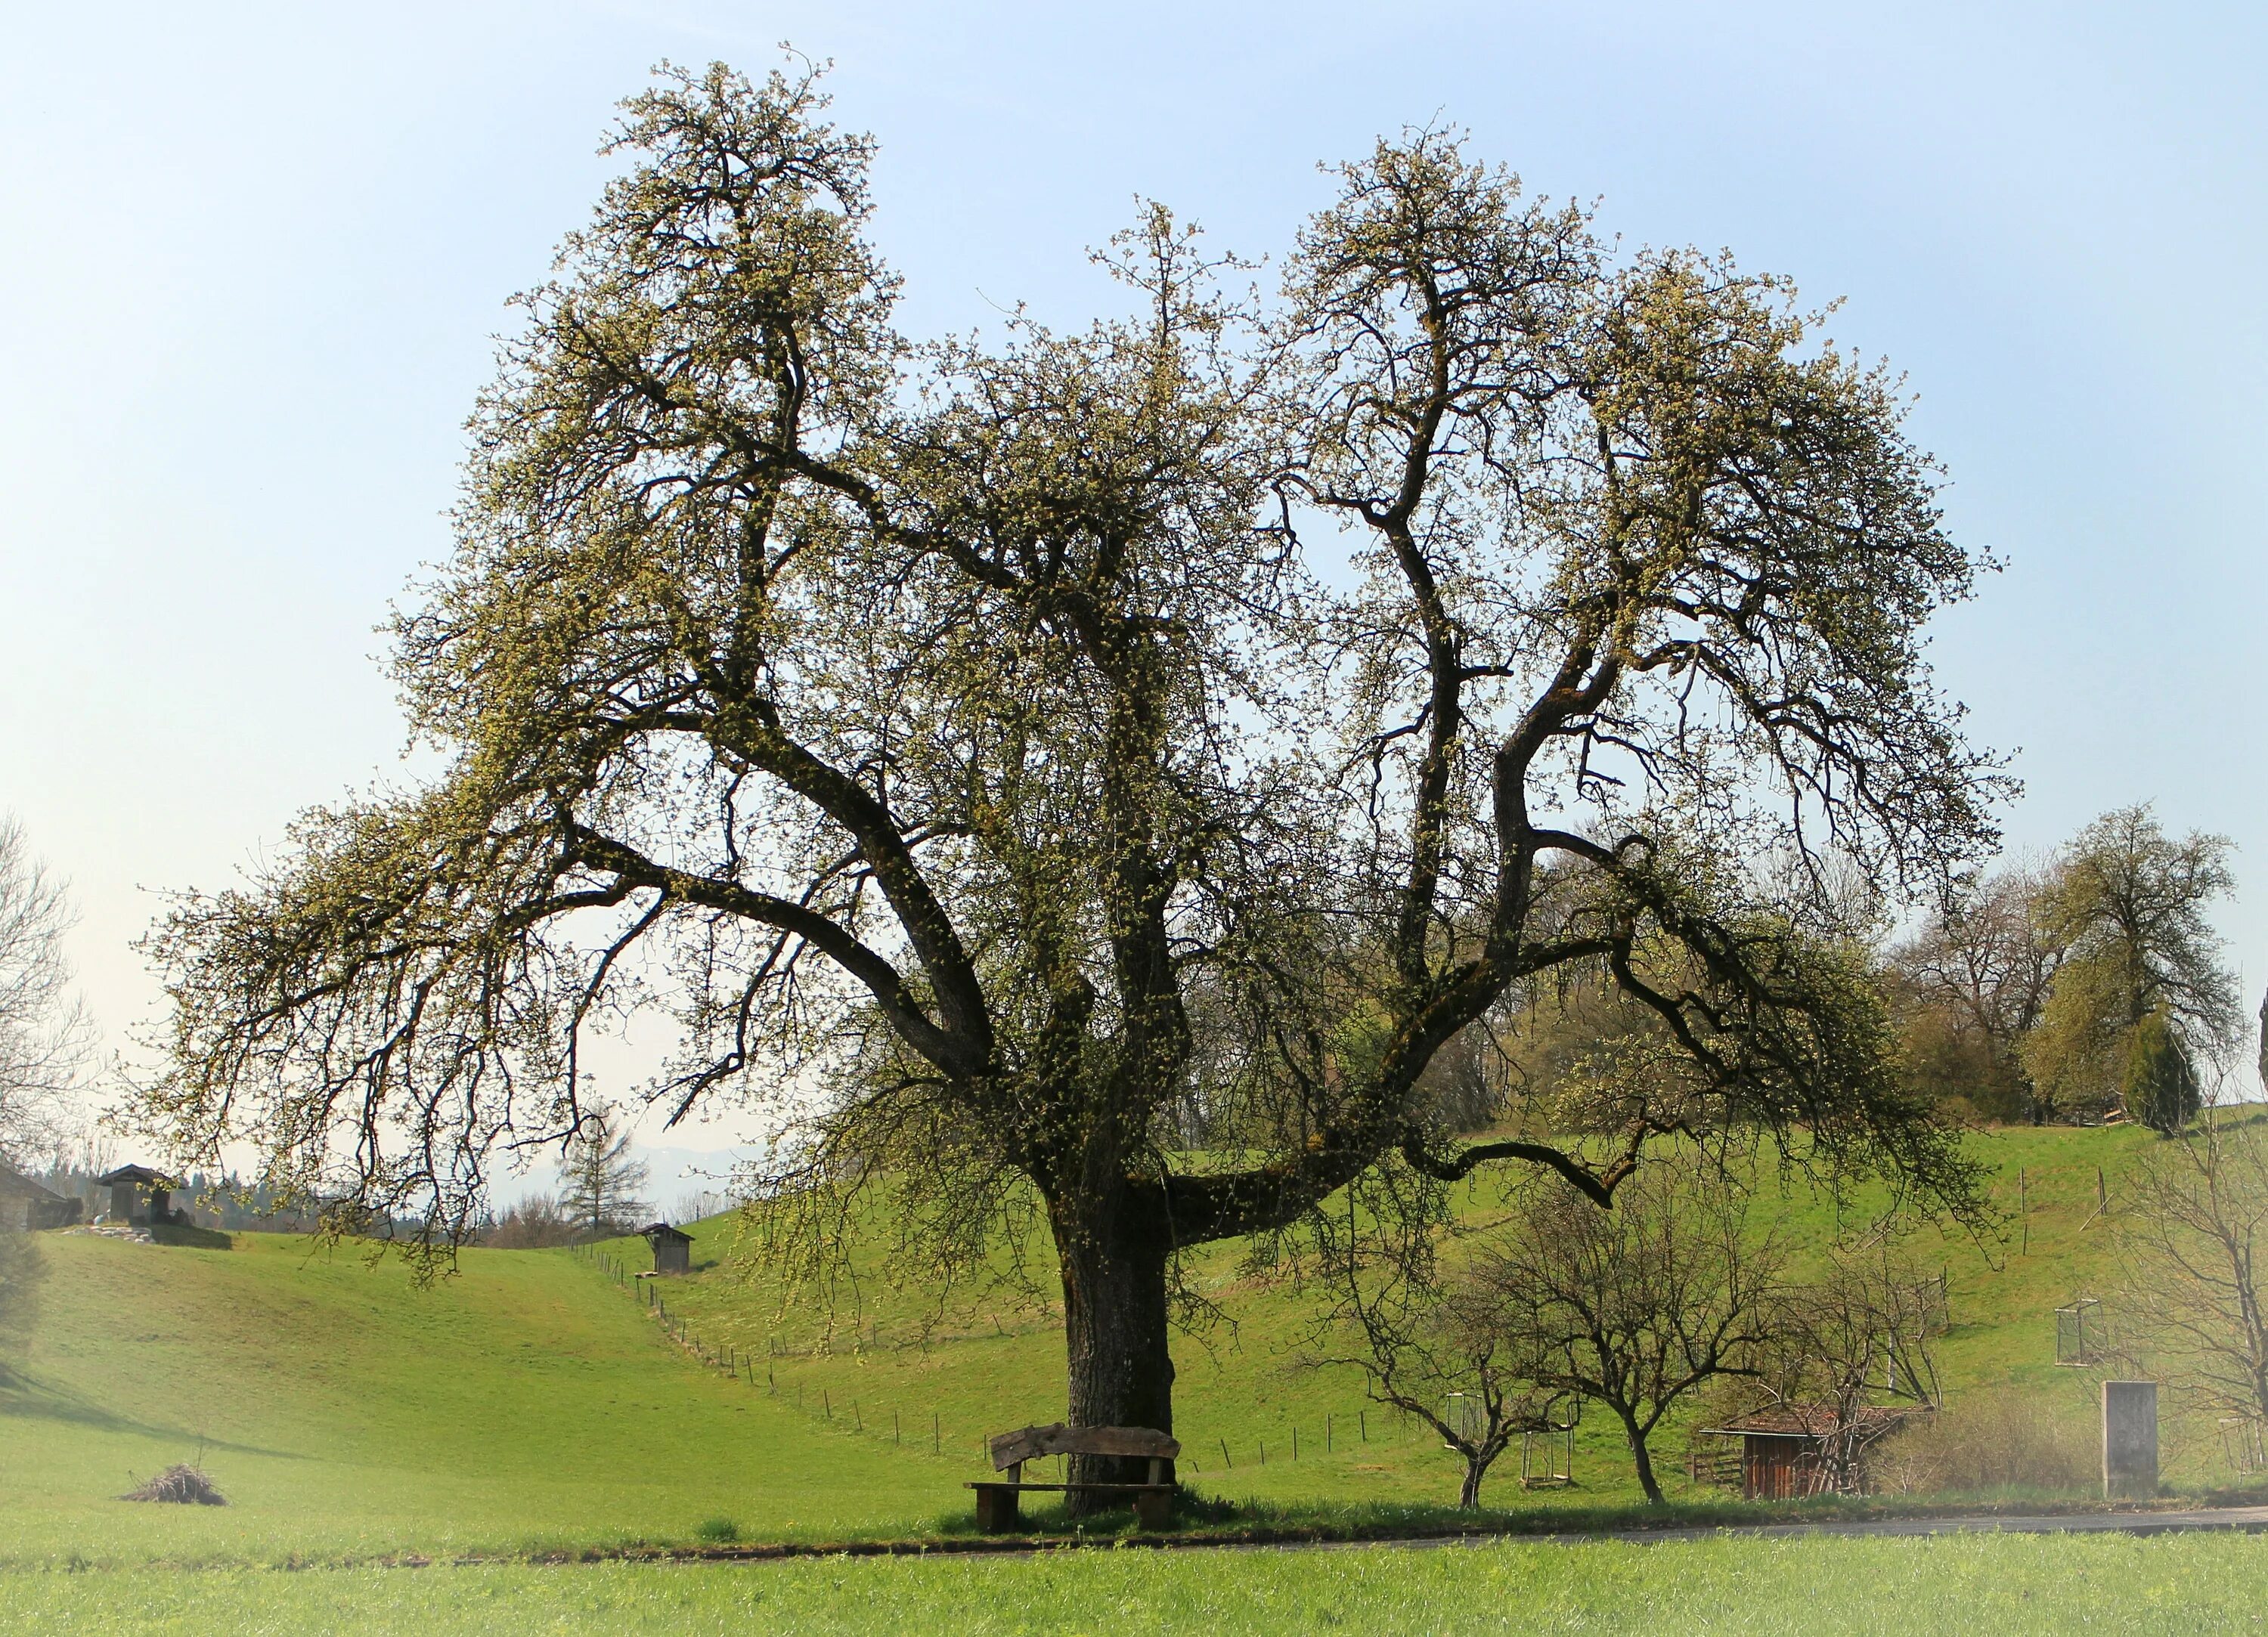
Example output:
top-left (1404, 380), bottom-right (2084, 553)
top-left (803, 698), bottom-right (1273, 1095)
top-left (138, 61), bottom-right (1999, 1492)
top-left (559, 1108), bottom-right (649, 1240)
top-left (1750, 1245), bottom-right (1944, 1494)
top-left (1461, 1167), bottom-right (1786, 1504)
top-left (0, 816), bottom-right (91, 1168)
top-left (481, 1194), bottom-right (578, 1249)
top-left (2022, 806), bottom-right (2237, 1124)
top-left (1885, 865), bottom-right (2063, 1122)
top-left (0, 1224), bottom-right (40, 1369)
top-left (2120, 1103), bottom-right (2268, 1437)
top-left (2122, 1009), bottom-right (2202, 1137)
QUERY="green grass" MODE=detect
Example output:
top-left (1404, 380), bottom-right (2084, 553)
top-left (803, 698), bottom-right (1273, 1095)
top-left (1, 1121), bottom-right (2243, 1580)
top-left (586, 1121), bottom-right (2189, 1516)
top-left (5, 1532), bottom-right (2266, 1635)
top-left (0, 1231), bottom-right (965, 1567)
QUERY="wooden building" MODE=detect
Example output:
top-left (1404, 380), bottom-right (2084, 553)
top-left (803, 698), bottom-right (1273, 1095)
top-left (640, 1221), bottom-right (692, 1275)
top-left (96, 1165), bottom-right (181, 1228)
top-left (1, 1164), bottom-right (81, 1231)
top-left (1691, 1404), bottom-right (1929, 1499)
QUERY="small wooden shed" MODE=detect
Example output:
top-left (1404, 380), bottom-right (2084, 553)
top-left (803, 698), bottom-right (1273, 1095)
top-left (640, 1221), bottom-right (692, 1275)
top-left (1, 1164), bottom-right (81, 1231)
top-left (1692, 1403), bottom-right (1927, 1499)
top-left (96, 1165), bottom-right (180, 1228)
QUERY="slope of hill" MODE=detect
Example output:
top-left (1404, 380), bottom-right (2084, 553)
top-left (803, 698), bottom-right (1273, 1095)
top-left (589, 1122), bottom-right (2189, 1515)
top-left (1, 1231), bottom-right (962, 1567)
top-left (3, 1122), bottom-right (2240, 1568)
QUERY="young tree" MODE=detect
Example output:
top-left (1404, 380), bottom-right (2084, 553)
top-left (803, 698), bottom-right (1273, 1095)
top-left (2023, 806), bottom-right (2237, 1124)
top-left (136, 62), bottom-right (1997, 1491)
top-left (559, 1110), bottom-right (649, 1239)
top-left (0, 816), bottom-right (91, 1167)
top-left (1461, 1168), bottom-right (1787, 1504)
top-left (2121, 1103), bottom-right (2268, 1434)
top-left (1752, 1246), bottom-right (1944, 1494)
top-left (1304, 1162), bottom-right (1572, 1509)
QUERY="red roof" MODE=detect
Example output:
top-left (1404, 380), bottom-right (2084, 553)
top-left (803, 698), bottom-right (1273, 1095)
top-left (1698, 1403), bottom-right (1929, 1439)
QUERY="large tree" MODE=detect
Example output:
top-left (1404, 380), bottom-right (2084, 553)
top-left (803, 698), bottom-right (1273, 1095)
top-left (139, 62), bottom-right (1999, 1496)
top-left (2023, 806), bottom-right (2237, 1123)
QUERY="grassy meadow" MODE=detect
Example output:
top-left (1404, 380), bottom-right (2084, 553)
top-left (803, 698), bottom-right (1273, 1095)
top-left (8, 1122), bottom-right (2266, 1631)
top-left (5, 1533), bottom-right (2266, 1635)
top-left (584, 1120), bottom-right (2201, 1516)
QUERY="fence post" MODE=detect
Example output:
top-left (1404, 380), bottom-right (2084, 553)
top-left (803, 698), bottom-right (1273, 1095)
top-left (1360, 1410), bottom-right (1367, 1443)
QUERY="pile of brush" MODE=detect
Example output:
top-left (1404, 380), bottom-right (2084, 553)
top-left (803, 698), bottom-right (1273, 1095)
top-left (119, 1464), bottom-right (227, 1505)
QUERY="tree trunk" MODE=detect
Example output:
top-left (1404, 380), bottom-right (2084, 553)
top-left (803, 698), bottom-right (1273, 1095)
top-left (1050, 1179), bottom-right (1177, 1516)
top-left (1459, 1453), bottom-right (1489, 1510)
top-left (1620, 1409), bottom-right (1665, 1505)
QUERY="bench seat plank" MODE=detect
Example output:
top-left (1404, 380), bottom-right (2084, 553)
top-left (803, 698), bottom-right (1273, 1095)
top-left (964, 1481), bottom-right (1171, 1493)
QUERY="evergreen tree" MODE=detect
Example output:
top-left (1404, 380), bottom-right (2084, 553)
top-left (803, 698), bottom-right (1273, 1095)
top-left (2124, 1008), bottom-right (2201, 1135)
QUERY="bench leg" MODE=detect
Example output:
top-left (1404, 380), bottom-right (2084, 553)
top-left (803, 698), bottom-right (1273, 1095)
top-left (973, 1484), bottom-right (1019, 1532)
top-left (1135, 1488), bottom-right (1170, 1531)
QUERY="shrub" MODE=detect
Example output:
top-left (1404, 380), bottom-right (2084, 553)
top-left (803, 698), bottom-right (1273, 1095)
top-left (1876, 1388), bottom-right (2093, 1496)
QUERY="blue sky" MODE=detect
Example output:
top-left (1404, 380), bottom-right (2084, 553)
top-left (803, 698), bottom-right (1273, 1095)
top-left (3, 0), bottom-right (2263, 1153)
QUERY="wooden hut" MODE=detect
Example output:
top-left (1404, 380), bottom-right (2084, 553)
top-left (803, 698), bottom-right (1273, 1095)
top-left (1690, 1404), bottom-right (1929, 1499)
top-left (95, 1165), bottom-right (181, 1228)
top-left (640, 1221), bottom-right (692, 1275)
top-left (1, 1164), bottom-right (81, 1231)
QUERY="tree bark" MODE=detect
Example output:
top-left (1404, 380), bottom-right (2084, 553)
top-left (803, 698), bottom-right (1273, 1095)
top-left (1050, 1179), bottom-right (1178, 1515)
top-left (1619, 1408), bottom-right (1666, 1505)
top-left (1459, 1455), bottom-right (1488, 1510)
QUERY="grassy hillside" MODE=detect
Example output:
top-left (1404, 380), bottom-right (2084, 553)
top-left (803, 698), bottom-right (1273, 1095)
top-left (2, 1121), bottom-right (2241, 1570)
top-left (0, 1232), bottom-right (965, 1567)
top-left (587, 1121), bottom-right (2189, 1515)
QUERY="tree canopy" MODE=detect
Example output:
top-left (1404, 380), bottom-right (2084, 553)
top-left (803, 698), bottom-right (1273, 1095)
top-left (138, 60), bottom-right (2003, 1466)
top-left (2022, 805), bottom-right (2235, 1123)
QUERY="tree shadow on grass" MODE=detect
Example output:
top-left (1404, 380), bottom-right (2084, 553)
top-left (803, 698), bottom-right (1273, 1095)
top-left (0, 1362), bottom-right (303, 1459)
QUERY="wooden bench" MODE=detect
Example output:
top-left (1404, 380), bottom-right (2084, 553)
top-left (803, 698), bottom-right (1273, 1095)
top-left (968, 1422), bottom-right (1179, 1531)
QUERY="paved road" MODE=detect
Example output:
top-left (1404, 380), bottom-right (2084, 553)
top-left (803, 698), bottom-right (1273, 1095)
top-left (1284, 1505), bottom-right (2268, 1555)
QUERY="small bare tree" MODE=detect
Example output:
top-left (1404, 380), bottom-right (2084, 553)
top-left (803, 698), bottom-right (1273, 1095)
top-left (1752, 1244), bottom-right (1944, 1493)
top-left (1306, 1163), bottom-right (1571, 1509)
top-left (1464, 1166), bottom-right (1788, 1503)
top-left (2120, 1101), bottom-right (2268, 1440)
top-left (0, 816), bottom-right (92, 1168)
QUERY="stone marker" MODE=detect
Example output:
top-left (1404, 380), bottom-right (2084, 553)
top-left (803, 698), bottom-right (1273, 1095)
top-left (2102, 1380), bottom-right (2158, 1500)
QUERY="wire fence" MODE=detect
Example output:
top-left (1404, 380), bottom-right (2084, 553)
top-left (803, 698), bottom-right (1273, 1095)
top-left (563, 1240), bottom-right (1445, 1478)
